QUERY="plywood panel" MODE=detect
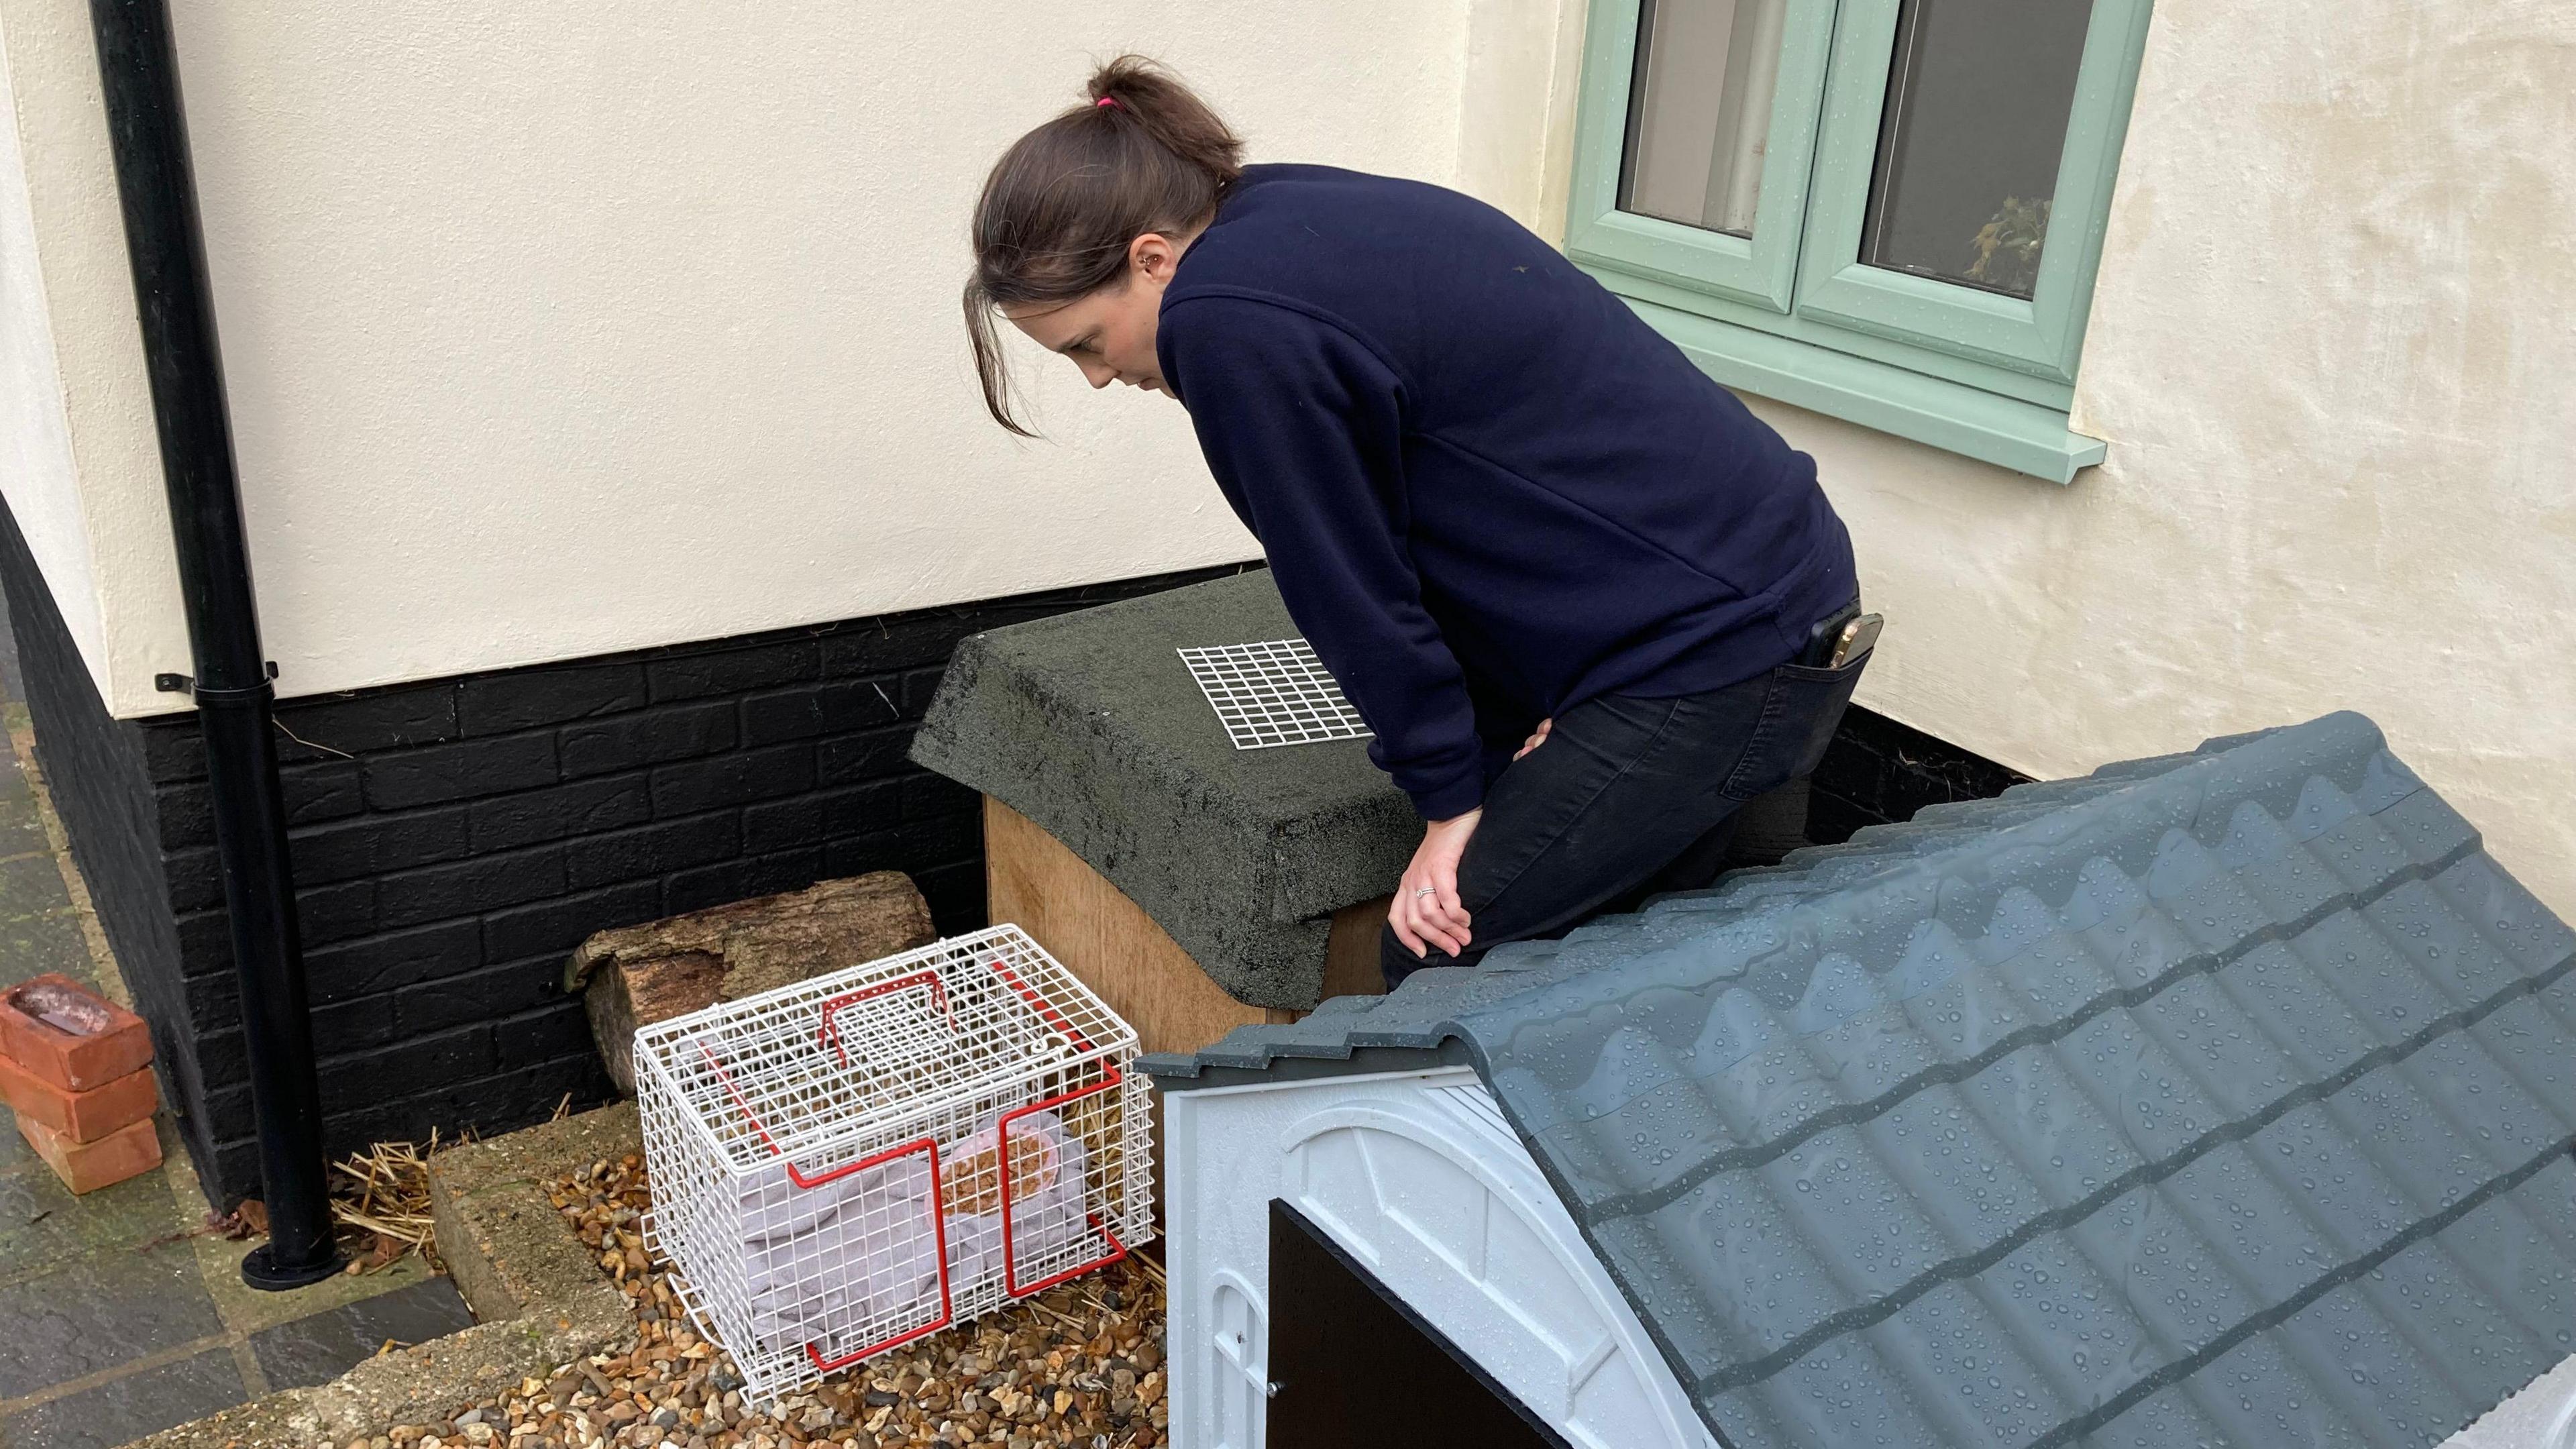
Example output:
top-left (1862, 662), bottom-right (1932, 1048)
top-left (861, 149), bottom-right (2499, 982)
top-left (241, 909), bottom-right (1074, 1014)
top-left (985, 796), bottom-right (1394, 1226)
top-left (985, 797), bottom-right (1264, 1057)
top-left (983, 798), bottom-right (1389, 1062)
top-left (1323, 893), bottom-right (1393, 1000)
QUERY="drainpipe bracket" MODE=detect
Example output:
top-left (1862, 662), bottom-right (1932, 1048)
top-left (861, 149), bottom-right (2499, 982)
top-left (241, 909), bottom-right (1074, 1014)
top-left (155, 662), bottom-right (278, 698)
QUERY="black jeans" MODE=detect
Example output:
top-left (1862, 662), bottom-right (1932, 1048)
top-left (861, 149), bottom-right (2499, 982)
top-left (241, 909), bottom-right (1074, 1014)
top-left (1380, 652), bottom-right (1866, 988)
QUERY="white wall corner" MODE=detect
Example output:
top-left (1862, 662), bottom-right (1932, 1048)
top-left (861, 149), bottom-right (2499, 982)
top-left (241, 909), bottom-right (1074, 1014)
top-left (1454, 0), bottom-right (1589, 236)
top-left (0, 7), bottom-right (103, 683)
top-left (0, 0), bottom-right (189, 720)
top-left (2062, 0), bottom-right (2178, 447)
top-left (1529, 0), bottom-right (1592, 244)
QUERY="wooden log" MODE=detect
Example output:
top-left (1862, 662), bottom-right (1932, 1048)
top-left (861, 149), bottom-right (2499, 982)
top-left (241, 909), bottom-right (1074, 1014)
top-left (568, 871), bottom-right (936, 1093)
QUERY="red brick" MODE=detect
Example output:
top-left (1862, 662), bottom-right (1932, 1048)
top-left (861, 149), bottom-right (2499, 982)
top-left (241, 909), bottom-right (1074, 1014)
top-left (16, 1112), bottom-right (161, 1193)
top-left (0, 974), bottom-right (152, 1091)
top-left (0, 1051), bottom-right (156, 1142)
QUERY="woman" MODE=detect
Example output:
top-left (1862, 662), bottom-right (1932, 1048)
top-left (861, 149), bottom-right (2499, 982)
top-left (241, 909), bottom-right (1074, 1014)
top-left (965, 58), bottom-right (1865, 987)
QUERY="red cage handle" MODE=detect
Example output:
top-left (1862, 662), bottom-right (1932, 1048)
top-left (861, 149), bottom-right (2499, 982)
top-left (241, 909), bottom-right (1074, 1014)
top-left (706, 955), bottom-right (1095, 1189)
top-left (987, 957), bottom-right (1094, 1053)
top-left (817, 971), bottom-right (959, 1067)
top-left (694, 1040), bottom-right (927, 1191)
top-left (685, 1042), bottom-right (959, 1369)
top-left (801, 1135), bottom-right (956, 1371)
top-left (995, 1065), bottom-right (1130, 1298)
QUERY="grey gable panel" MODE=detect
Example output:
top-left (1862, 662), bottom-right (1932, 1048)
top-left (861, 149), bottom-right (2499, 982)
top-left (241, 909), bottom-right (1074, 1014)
top-left (1142, 712), bottom-right (2576, 1448)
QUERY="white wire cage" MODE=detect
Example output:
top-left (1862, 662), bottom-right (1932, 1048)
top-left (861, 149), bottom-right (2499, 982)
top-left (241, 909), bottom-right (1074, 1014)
top-left (635, 924), bottom-right (1151, 1406)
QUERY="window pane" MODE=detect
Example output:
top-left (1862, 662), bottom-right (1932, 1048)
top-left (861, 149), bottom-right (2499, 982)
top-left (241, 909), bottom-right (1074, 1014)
top-left (1860, 0), bottom-right (2092, 297)
top-left (1618, 0), bottom-right (1791, 237)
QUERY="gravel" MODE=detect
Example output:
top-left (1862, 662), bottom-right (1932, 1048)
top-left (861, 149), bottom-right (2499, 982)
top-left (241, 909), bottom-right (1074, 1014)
top-left (327, 1152), bottom-right (1167, 1449)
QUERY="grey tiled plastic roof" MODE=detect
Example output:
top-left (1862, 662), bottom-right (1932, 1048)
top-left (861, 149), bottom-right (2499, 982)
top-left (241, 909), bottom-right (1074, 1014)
top-left (1143, 712), bottom-right (2576, 1448)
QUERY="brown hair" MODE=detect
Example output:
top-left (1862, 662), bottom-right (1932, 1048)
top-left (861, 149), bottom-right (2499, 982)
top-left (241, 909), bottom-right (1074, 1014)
top-left (964, 56), bottom-right (1244, 436)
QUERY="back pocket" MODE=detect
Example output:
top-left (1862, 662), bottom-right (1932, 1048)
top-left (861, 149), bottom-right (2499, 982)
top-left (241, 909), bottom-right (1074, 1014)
top-left (1721, 654), bottom-right (1869, 800)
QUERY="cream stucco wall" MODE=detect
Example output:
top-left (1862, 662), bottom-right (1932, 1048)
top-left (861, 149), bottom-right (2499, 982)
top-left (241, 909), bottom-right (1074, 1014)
top-left (1752, 0), bottom-right (2576, 914)
top-left (4, 0), bottom-right (2569, 912)
top-left (0, 0), bottom-right (184, 703)
top-left (0, 0), bottom-right (1586, 716)
top-left (0, 15), bottom-right (99, 672)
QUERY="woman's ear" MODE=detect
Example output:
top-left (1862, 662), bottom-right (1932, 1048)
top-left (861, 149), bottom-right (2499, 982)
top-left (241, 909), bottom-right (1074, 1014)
top-left (1130, 231), bottom-right (1181, 285)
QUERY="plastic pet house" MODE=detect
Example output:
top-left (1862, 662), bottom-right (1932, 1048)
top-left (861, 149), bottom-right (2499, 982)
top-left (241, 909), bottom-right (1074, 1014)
top-left (636, 924), bottom-right (1151, 1406)
top-left (1145, 714), bottom-right (2576, 1449)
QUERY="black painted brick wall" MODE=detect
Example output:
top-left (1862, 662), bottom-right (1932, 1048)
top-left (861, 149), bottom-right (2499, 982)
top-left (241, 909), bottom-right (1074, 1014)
top-left (5, 484), bottom-right (2017, 1207)
top-left (1807, 703), bottom-right (2029, 843)
top-left (0, 502), bottom-right (211, 1165)
top-left (7, 525), bottom-right (1246, 1203)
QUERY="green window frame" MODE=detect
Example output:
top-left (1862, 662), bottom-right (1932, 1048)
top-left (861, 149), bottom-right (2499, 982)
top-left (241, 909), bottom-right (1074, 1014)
top-left (1564, 0), bottom-right (2157, 482)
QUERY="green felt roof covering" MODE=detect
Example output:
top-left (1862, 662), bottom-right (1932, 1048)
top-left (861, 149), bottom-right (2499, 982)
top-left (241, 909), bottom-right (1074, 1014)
top-left (908, 571), bottom-right (1416, 1009)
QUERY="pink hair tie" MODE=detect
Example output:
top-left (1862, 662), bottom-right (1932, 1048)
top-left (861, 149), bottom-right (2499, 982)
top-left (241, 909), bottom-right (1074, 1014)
top-left (1095, 96), bottom-right (1119, 109)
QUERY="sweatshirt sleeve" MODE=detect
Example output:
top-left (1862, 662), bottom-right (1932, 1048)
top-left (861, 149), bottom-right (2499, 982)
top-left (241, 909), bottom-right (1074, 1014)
top-left (1159, 294), bottom-right (1486, 820)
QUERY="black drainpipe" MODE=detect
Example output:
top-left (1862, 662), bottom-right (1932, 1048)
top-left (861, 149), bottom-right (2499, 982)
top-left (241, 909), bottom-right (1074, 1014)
top-left (87, 0), bottom-right (341, 1289)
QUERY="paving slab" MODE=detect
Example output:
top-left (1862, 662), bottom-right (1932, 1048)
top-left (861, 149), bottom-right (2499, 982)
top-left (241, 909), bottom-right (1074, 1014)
top-left (0, 748), bottom-right (35, 806)
top-left (0, 909), bottom-right (96, 991)
top-left (0, 1151), bottom-right (184, 1278)
top-left (126, 1105), bottom-right (639, 1449)
top-left (0, 852), bottom-right (69, 921)
top-left (0, 793), bottom-right (50, 861)
top-left (0, 1099), bottom-right (32, 1177)
top-left (427, 1102), bottom-right (640, 1322)
top-left (1, 1345), bottom-right (248, 1449)
top-left (0, 672), bottom-right (501, 1448)
top-left (249, 1275), bottom-right (478, 1393)
top-left (0, 1241), bottom-right (223, 1401)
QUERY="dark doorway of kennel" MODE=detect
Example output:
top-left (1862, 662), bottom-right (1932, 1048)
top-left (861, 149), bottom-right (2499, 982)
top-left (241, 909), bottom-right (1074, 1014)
top-left (1265, 1199), bottom-right (1572, 1449)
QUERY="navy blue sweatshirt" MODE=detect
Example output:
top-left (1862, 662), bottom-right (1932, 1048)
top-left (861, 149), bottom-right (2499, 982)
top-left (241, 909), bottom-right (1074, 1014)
top-left (1157, 164), bottom-right (1856, 820)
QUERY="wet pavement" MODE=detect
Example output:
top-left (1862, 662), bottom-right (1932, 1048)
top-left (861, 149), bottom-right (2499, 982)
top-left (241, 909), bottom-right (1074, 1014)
top-left (0, 596), bottom-right (472, 1449)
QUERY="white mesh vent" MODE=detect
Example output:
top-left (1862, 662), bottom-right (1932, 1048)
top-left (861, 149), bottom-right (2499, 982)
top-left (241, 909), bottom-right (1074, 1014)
top-left (1177, 639), bottom-right (1373, 750)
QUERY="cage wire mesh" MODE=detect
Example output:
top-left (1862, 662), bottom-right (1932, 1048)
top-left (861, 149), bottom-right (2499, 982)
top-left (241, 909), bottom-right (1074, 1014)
top-left (1177, 638), bottom-right (1373, 750)
top-left (635, 924), bottom-right (1151, 1406)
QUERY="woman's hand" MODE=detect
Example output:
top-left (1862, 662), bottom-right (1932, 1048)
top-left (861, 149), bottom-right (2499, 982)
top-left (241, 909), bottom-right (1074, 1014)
top-left (1391, 808), bottom-right (1481, 961)
top-left (1514, 718), bottom-right (1553, 760)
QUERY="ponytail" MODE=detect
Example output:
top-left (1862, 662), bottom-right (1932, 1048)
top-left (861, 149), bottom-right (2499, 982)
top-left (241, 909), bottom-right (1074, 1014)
top-left (965, 56), bottom-right (1244, 436)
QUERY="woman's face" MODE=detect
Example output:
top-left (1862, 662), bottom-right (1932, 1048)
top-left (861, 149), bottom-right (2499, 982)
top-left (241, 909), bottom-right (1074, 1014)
top-left (1004, 231), bottom-right (1191, 398)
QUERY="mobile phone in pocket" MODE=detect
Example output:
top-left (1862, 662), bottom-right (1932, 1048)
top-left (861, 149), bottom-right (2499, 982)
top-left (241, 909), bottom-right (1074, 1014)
top-left (1799, 606), bottom-right (1882, 669)
top-left (1828, 614), bottom-right (1882, 669)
